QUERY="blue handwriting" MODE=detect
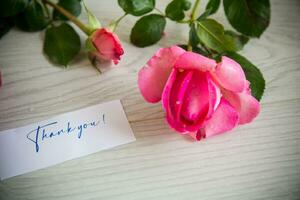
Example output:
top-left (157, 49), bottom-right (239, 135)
top-left (26, 114), bottom-right (105, 153)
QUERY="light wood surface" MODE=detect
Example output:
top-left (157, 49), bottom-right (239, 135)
top-left (0, 0), bottom-right (300, 199)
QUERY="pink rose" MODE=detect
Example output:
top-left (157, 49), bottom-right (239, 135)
top-left (91, 28), bottom-right (124, 64)
top-left (138, 46), bottom-right (260, 140)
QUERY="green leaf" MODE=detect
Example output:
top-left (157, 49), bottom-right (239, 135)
top-left (118, 0), bottom-right (155, 16)
top-left (223, 0), bottom-right (270, 37)
top-left (197, 0), bottom-right (220, 20)
top-left (53, 0), bottom-right (82, 21)
top-left (0, 0), bottom-right (29, 17)
top-left (15, 1), bottom-right (49, 32)
top-left (130, 14), bottom-right (166, 47)
top-left (224, 51), bottom-right (265, 101)
top-left (165, 0), bottom-right (191, 21)
top-left (205, 0), bottom-right (220, 15)
top-left (196, 18), bottom-right (236, 53)
top-left (43, 23), bottom-right (81, 67)
top-left (0, 17), bottom-right (14, 38)
top-left (224, 30), bottom-right (249, 51)
top-left (82, 0), bottom-right (101, 30)
top-left (189, 23), bottom-right (200, 47)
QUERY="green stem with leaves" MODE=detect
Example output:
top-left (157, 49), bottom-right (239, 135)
top-left (187, 0), bottom-right (201, 51)
top-left (42, 0), bottom-right (93, 35)
top-left (154, 8), bottom-right (164, 15)
top-left (190, 0), bottom-right (201, 22)
top-left (109, 13), bottom-right (127, 32)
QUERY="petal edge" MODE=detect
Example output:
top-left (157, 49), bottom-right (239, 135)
top-left (138, 46), bottom-right (185, 103)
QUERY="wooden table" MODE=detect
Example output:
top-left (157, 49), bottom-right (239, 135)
top-left (0, 0), bottom-right (299, 199)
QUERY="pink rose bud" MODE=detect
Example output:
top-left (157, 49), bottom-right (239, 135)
top-left (138, 46), bottom-right (260, 141)
top-left (90, 28), bottom-right (124, 65)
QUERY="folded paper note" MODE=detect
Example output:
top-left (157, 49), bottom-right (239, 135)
top-left (0, 100), bottom-right (135, 180)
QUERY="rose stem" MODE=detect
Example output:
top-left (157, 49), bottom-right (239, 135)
top-left (42, 0), bottom-right (93, 35)
top-left (190, 0), bottom-right (201, 22)
top-left (187, 0), bottom-right (201, 51)
top-left (154, 8), bottom-right (164, 16)
top-left (110, 13), bottom-right (127, 32)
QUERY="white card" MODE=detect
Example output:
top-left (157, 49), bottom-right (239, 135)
top-left (0, 100), bottom-right (135, 180)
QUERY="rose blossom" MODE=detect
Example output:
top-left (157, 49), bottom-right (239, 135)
top-left (90, 28), bottom-right (124, 64)
top-left (138, 45), bottom-right (260, 140)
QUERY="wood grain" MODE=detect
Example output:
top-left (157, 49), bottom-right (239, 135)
top-left (0, 0), bottom-right (300, 199)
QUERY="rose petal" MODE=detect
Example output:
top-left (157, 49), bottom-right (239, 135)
top-left (212, 56), bottom-right (246, 92)
top-left (162, 68), bottom-right (178, 112)
top-left (180, 71), bottom-right (210, 131)
top-left (168, 69), bottom-right (193, 134)
top-left (163, 70), bottom-right (218, 133)
top-left (188, 130), bottom-right (205, 141)
top-left (169, 71), bottom-right (194, 121)
top-left (174, 51), bottom-right (217, 72)
top-left (92, 28), bottom-right (124, 64)
top-left (138, 46), bottom-right (185, 103)
top-left (189, 98), bottom-right (239, 140)
top-left (162, 70), bottom-right (223, 133)
top-left (206, 75), bottom-right (221, 119)
top-left (162, 68), bottom-right (193, 132)
top-left (223, 90), bottom-right (260, 124)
